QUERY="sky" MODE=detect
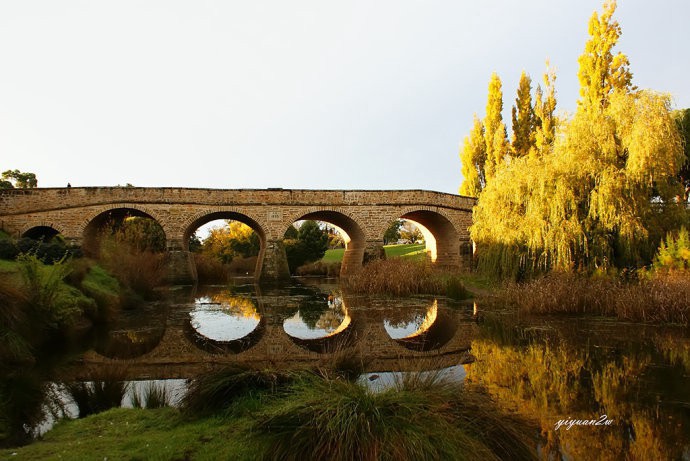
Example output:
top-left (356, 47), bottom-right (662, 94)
top-left (1, 1), bottom-right (689, 195)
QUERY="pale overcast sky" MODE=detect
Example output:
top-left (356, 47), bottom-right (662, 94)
top-left (1, 1), bottom-right (688, 194)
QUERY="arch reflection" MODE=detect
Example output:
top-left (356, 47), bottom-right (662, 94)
top-left (384, 300), bottom-right (457, 351)
top-left (187, 291), bottom-right (264, 353)
top-left (93, 326), bottom-right (166, 359)
top-left (283, 291), bottom-right (354, 353)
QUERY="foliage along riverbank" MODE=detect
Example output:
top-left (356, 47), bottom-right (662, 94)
top-left (0, 231), bottom-right (159, 367)
top-left (0, 366), bottom-right (538, 460)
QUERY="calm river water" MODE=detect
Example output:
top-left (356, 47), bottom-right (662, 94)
top-left (3, 278), bottom-right (690, 459)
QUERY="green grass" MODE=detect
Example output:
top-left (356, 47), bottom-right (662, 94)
top-left (384, 243), bottom-right (426, 258)
top-left (322, 248), bottom-right (345, 263)
top-left (0, 407), bottom-right (257, 461)
top-left (322, 244), bottom-right (427, 263)
top-left (0, 259), bottom-right (18, 274)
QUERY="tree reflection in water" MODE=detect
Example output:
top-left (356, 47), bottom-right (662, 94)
top-left (465, 310), bottom-right (690, 459)
top-left (190, 293), bottom-right (261, 342)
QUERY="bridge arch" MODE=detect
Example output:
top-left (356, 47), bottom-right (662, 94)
top-left (378, 207), bottom-right (464, 268)
top-left (20, 223), bottom-right (65, 241)
top-left (81, 206), bottom-right (167, 256)
top-left (181, 209), bottom-right (268, 279)
top-left (284, 208), bottom-right (368, 277)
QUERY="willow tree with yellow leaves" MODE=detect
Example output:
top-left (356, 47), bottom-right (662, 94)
top-left (471, 0), bottom-right (685, 277)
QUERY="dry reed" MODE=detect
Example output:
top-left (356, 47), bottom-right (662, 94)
top-left (345, 258), bottom-right (469, 299)
top-left (296, 261), bottom-right (341, 277)
top-left (499, 271), bottom-right (690, 324)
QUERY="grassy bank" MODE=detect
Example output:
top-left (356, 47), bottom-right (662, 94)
top-left (1, 369), bottom-right (537, 460)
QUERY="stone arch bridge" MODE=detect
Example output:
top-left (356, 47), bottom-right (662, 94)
top-left (0, 187), bottom-right (475, 282)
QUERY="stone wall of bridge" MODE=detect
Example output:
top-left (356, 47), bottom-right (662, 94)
top-left (0, 187), bottom-right (476, 281)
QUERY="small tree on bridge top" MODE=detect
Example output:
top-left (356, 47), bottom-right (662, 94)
top-left (1, 169), bottom-right (38, 189)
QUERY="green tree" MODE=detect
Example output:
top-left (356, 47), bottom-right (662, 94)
top-left (296, 220), bottom-right (328, 262)
top-left (284, 220), bottom-right (329, 273)
top-left (383, 220), bottom-right (402, 244)
top-left (459, 115), bottom-right (486, 196)
top-left (483, 73), bottom-right (509, 181)
top-left (673, 108), bottom-right (690, 202)
top-left (188, 234), bottom-right (202, 252)
top-left (510, 71), bottom-right (536, 158)
top-left (1, 170), bottom-right (37, 188)
top-left (284, 225), bottom-right (298, 240)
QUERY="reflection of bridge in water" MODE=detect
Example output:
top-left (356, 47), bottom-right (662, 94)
top-left (59, 292), bottom-right (478, 381)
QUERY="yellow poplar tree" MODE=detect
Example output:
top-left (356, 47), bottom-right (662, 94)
top-left (577, 0), bottom-right (633, 113)
top-left (533, 65), bottom-right (557, 155)
top-left (459, 115), bottom-right (486, 196)
top-left (483, 72), bottom-right (509, 181)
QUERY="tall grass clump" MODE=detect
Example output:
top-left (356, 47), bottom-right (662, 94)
top-left (346, 258), bottom-right (469, 299)
top-left (181, 366), bottom-right (292, 418)
top-left (130, 382), bottom-right (171, 409)
top-left (0, 277), bottom-right (31, 363)
top-left (255, 373), bottom-right (536, 461)
top-left (64, 381), bottom-right (128, 418)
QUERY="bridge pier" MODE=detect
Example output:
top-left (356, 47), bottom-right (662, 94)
top-left (260, 239), bottom-right (291, 281)
top-left (167, 250), bottom-right (197, 285)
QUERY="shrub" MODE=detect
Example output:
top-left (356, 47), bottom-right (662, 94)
top-left (0, 239), bottom-right (19, 260)
top-left (0, 277), bottom-right (31, 363)
top-left (227, 255), bottom-right (257, 275)
top-left (194, 253), bottom-right (229, 283)
top-left (79, 264), bottom-right (122, 321)
top-left (99, 238), bottom-right (166, 300)
top-left (654, 226), bottom-right (690, 271)
top-left (16, 254), bottom-right (84, 329)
